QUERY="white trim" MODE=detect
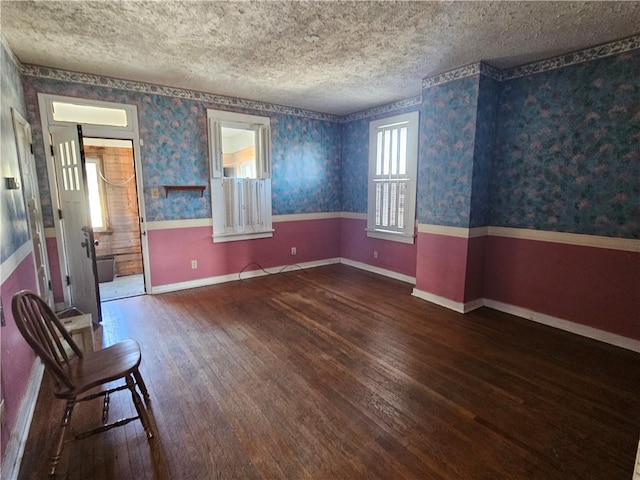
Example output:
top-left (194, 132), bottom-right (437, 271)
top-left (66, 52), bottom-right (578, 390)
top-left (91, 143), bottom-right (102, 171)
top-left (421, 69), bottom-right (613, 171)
top-left (340, 258), bottom-right (415, 285)
top-left (487, 226), bottom-right (639, 252)
top-left (273, 212), bottom-right (342, 222)
top-left (365, 229), bottom-right (415, 244)
top-left (0, 360), bottom-right (44, 480)
top-left (1, 242), bottom-right (32, 285)
top-left (410, 289), bottom-right (640, 352)
top-left (340, 212), bottom-right (367, 220)
top-left (146, 218), bottom-right (212, 230)
top-left (37, 93), bottom-right (151, 302)
top-left (367, 111), bottom-right (419, 244)
top-left (417, 224), bottom-right (639, 252)
top-left (212, 230), bottom-right (274, 243)
top-left (483, 299), bottom-right (640, 353)
top-left (418, 224), bottom-right (488, 238)
top-left (150, 258), bottom-right (340, 294)
top-left (411, 288), bottom-right (481, 314)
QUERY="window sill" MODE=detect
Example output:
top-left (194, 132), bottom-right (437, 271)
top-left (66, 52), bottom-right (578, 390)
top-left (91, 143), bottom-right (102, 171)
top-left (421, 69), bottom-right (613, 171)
top-left (212, 229), bottom-right (275, 243)
top-left (366, 229), bottom-right (415, 245)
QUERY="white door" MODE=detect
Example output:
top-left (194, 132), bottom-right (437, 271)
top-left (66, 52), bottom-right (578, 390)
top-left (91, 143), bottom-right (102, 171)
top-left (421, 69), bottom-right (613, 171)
top-left (51, 125), bottom-right (101, 322)
top-left (12, 109), bottom-right (54, 306)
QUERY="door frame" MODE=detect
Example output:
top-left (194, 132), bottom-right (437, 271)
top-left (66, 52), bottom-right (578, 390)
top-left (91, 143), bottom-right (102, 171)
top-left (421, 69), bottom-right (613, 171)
top-left (37, 93), bottom-right (151, 308)
top-left (11, 108), bottom-right (54, 306)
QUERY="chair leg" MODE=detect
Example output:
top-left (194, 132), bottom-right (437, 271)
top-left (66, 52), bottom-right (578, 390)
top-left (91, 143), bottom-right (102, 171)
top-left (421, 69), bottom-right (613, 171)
top-left (132, 367), bottom-right (150, 403)
top-left (126, 374), bottom-right (154, 440)
top-left (49, 398), bottom-right (76, 476)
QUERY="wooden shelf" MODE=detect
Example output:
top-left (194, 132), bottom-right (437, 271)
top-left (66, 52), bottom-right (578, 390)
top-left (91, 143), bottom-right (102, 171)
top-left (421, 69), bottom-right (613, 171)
top-left (163, 185), bottom-right (206, 198)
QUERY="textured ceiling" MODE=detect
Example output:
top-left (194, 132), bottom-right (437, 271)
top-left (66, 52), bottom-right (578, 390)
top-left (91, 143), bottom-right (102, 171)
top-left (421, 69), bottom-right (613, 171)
top-left (2, 1), bottom-right (639, 115)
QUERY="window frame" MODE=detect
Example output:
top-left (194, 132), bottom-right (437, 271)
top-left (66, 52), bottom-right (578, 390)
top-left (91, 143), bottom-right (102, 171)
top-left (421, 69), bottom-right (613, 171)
top-left (207, 109), bottom-right (273, 243)
top-left (366, 111), bottom-right (419, 244)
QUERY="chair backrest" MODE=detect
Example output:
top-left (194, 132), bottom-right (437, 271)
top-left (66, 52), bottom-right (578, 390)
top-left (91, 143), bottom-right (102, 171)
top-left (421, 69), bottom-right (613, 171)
top-left (11, 290), bottom-right (83, 391)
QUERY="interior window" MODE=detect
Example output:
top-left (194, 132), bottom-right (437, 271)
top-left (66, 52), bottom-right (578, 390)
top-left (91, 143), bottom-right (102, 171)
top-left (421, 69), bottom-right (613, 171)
top-left (222, 127), bottom-right (257, 179)
top-left (207, 109), bottom-right (273, 243)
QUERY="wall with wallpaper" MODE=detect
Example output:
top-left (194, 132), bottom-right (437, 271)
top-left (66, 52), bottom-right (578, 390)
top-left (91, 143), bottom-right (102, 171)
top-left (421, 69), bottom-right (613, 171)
top-left (492, 49), bottom-right (639, 239)
top-left (0, 39), bottom-right (38, 464)
top-left (414, 45), bottom-right (639, 341)
top-left (17, 37), bottom-right (640, 341)
top-left (22, 76), bottom-right (343, 227)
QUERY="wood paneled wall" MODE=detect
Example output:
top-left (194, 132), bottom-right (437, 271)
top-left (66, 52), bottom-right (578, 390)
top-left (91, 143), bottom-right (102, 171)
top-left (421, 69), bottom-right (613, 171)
top-left (86, 146), bottom-right (143, 277)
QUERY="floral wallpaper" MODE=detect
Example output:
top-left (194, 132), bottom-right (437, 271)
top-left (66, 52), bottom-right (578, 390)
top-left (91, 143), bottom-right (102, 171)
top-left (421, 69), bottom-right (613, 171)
top-left (1, 41), bottom-right (29, 263)
top-left (18, 42), bottom-right (640, 240)
top-left (470, 73), bottom-right (499, 228)
top-left (21, 75), bottom-right (342, 225)
top-left (492, 50), bottom-right (640, 238)
top-left (340, 117), bottom-right (369, 213)
top-left (271, 114), bottom-right (341, 214)
top-left (418, 75), bottom-right (479, 227)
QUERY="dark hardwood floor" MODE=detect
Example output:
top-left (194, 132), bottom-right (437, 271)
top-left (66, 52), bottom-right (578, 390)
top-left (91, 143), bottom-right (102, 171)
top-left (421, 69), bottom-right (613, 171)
top-left (18, 264), bottom-right (640, 479)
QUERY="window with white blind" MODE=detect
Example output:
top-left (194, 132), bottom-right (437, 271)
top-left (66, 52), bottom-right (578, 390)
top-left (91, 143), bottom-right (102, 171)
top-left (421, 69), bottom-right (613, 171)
top-left (207, 109), bottom-right (273, 243)
top-left (367, 111), bottom-right (419, 244)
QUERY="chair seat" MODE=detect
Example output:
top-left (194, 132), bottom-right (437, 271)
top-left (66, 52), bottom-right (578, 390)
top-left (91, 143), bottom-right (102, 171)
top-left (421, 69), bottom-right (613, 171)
top-left (55, 339), bottom-right (142, 399)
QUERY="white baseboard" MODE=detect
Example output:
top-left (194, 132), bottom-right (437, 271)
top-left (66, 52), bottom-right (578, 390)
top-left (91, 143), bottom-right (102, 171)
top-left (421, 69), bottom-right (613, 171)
top-left (1, 359), bottom-right (44, 480)
top-left (339, 258), bottom-right (415, 285)
top-left (410, 289), bottom-right (639, 352)
top-left (483, 299), bottom-right (640, 353)
top-left (411, 288), bottom-right (481, 313)
top-left (150, 258), bottom-right (340, 294)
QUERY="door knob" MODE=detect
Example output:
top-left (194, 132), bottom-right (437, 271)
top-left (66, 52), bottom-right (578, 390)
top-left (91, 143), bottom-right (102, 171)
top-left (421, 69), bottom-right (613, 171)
top-left (94, 239), bottom-right (99, 247)
top-left (80, 240), bottom-right (90, 258)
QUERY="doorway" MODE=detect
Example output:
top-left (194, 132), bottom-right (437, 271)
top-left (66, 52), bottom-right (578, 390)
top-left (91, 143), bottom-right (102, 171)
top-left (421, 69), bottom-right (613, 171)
top-left (38, 94), bottom-right (150, 317)
top-left (83, 138), bottom-right (145, 301)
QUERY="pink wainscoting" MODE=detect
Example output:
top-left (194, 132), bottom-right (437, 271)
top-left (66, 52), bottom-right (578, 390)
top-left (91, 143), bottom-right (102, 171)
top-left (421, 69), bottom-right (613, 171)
top-left (483, 236), bottom-right (640, 340)
top-left (464, 235), bottom-right (486, 303)
top-left (46, 236), bottom-right (64, 303)
top-left (148, 218), bottom-right (342, 287)
top-left (0, 252), bottom-right (38, 457)
top-left (415, 232), bottom-right (468, 302)
top-left (340, 217), bottom-right (417, 278)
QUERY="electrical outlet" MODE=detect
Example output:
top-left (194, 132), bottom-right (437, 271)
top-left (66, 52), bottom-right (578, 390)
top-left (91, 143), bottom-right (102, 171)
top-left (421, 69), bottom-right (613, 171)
top-left (151, 188), bottom-right (160, 199)
top-left (374, 250), bottom-right (378, 259)
top-left (191, 260), bottom-right (197, 269)
top-left (291, 247), bottom-right (297, 256)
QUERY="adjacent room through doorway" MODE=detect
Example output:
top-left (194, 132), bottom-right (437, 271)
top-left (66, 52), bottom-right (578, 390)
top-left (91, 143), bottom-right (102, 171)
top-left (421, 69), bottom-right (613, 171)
top-left (83, 138), bottom-right (145, 301)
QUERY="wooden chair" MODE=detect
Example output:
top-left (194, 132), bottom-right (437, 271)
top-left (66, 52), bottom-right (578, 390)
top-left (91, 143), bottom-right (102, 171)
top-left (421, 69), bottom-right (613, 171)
top-left (11, 290), bottom-right (155, 476)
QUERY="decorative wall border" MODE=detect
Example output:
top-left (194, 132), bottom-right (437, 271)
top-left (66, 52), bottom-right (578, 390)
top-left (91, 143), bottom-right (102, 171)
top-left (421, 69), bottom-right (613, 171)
top-left (422, 34), bottom-right (640, 89)
top-left (422, 63), bottom-right (482, 89)
top-left (500, 34), bottom-right (640, 81)
top-left (20, 64), bottom-right (343, 123)
top-left (342, 95), bottom-right (422, 123)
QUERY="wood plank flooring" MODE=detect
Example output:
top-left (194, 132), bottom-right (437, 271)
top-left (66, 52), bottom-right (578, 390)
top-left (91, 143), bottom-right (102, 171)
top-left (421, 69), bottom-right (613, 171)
top-left (18, 264), bottom-right (640, 479)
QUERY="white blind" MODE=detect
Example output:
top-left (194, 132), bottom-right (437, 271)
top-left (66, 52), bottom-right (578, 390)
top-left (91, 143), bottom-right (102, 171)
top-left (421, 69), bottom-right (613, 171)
top-left (220, 178), bottom-right (269, 233)
top-left (373, 124), bottom-right (409, 232)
